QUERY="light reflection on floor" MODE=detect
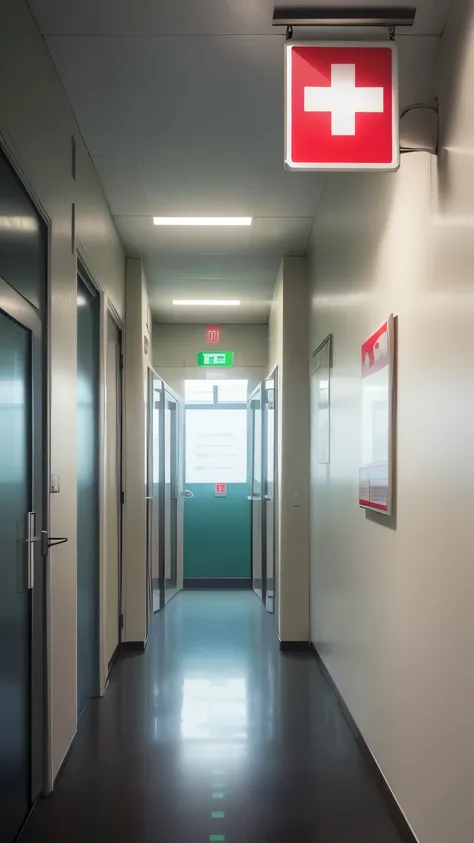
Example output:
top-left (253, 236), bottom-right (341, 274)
top-left (181, 676), bottom-right (247, 740)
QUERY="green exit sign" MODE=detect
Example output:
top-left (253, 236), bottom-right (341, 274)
top-left (196, 350), bottom-right (234, 367)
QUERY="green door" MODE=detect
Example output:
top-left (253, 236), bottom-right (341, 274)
top-left (184, 406), bottom-right (250, 586)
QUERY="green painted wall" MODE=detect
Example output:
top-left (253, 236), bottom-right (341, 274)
top-left (184, 484), bottom-right (250, 578)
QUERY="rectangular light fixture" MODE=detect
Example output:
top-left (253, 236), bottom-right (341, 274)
top-left (172, 300), bottom-right (241, 307)
top-left (153, 217), bottom-right (252, 227)
top-left (272, 6), bottom-right (416, 27)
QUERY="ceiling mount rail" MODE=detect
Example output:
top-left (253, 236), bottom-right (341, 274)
top-left (272, 7), bottom-right (416, 28)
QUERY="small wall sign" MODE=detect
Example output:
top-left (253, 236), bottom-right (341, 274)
top-left (215, 483), bottom-right (227, 497)
top-left (196, 351), bottom-right (233, 367)
top-left (206, 325), bottom-right (220, 343)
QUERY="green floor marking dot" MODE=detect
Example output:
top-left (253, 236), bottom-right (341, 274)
top-left (212, 792), bottom-right (224, 799)
top-left (210, 836), bottom-right (226, 842)
top-left (211, 812), bottom-right (225, 819)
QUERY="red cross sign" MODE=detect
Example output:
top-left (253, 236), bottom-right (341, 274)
top-left (285, 42), bottom-right (399, 171)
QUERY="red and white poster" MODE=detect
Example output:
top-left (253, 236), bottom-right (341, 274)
top-left (285, 42), bottom-right (399, 171)
top-left (215, 483), bottom-right (227, 497)
top-left (359, 315), bottom-right (395, 514)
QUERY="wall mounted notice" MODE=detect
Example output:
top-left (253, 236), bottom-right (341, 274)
top-left (359, 315), bottom-right (395, 514)
top-left (215, 483), bottom-right (227, 496)
top-left (186, 409), bottom-right (247, 483)
top-left (311, 334), bottom-right (332, 465)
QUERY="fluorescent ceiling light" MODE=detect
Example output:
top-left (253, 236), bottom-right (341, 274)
top-left (153, 217), bottom-right (252, 227)
top-left (173, 300), bottom-right (241, 307)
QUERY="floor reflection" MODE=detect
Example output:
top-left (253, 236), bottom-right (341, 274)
top-left (181, 676), bottom-right (247, 740)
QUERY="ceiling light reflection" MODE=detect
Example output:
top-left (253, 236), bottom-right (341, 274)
top-left (181, 676), bottom-right (247, 741)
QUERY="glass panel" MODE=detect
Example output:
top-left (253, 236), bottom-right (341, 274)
top-left (185, 380), bottom-right (214, 404)
top-left (265, 378), bottom-right (275, 613)
top-left (77, 277), bottom-right (100, 716)
top-left (0, 309), bottom-right (31, 840)
top-left (165, 394), bottom-right (178, 603)
top-left (217, 379), bottom-right (248, 403)
top-left (250, 386), bottom-right (263, 600)
top-left (149, 377), bottom-right (162, 612)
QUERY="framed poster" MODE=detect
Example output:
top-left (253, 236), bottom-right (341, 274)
top-left (311, 334), bottom-right (332, 465)
top-left (359, 315), bottom-right (396, 514)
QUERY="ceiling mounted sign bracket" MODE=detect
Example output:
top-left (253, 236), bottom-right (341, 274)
top-left (286, 25), bottom-right (293, 41)
top-left (273, 7), bottom-right (416, 30)
top-left (389, 25), bottom-right (396, 41)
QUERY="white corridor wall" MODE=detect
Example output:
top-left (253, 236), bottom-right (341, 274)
top-left (308, 4), bottom-right (474, 841)
top-left (0, 0), bottom-right (125, 784)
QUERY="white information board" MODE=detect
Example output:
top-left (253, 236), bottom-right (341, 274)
top-left (186, 409), bottom-right (247, 483)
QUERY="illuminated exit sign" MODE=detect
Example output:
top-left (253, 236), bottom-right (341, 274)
top-left (196, 351), bottom-right (234, 367)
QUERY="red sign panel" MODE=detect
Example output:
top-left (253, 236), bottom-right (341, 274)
top-left (215, 483), bottom-right (227, 497)
top-left (359, 316), bottom-right (395, 515)
top-left (206, 326), bottom-right (220, 344)
top-left (285, 42), bottom-right (399, 171)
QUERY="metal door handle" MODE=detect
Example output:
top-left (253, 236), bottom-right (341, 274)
top-left (184, 490), bottom-right (194, 499)
top-left (146, 496), bottom-right (154, 500)
top-left (26, 511), bottom-right (38, 589)
top-left (40, 530), bottom-right (68, 557)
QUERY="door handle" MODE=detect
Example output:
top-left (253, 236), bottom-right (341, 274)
top-left (184, 490), bottom-right (194, 499)
top-left (40, 531), bottom-right (68, 557)
top-left (26, 512), bottom-right (38, 589)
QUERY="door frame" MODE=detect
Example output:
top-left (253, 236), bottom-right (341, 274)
top-left (264, 367), bottom-right (278, 614)
top-left (104, 305), bottom-right (124, 674)
top-left (248, 383), bottom-right (264, 602)
top-left (77, 255), bottom-right (111, 699)
top-left (146, 367), bottom-right (165, 623)
top-left (0, 276), bottom-right (45, 813)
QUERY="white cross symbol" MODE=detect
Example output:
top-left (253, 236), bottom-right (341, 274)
top-left (304, 63), bottom-right (384, 136)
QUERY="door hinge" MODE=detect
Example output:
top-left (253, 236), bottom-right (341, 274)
top-left (121, 490), bottom-right (125, 505)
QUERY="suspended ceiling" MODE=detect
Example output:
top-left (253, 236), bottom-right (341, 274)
top-left (28, 0), bottom-right (453, 322)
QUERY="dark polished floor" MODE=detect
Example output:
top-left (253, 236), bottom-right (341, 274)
top-left (23, 592), bottom-right (405, 842)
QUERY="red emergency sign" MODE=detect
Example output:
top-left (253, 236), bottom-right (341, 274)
top-left (285, 42), bottom-right (399, 171)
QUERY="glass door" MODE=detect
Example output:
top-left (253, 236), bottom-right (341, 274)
top-left (147, 370), bottom-right (163, 616)
top-left (0, 277), bottom-right (44, 841)
top-left (248, 385), bottom-right (263, 601)
top-left (164, 390), bottom-right (179, 603)
top-left (77, 274), bottom-right (100, 715)
top-left (263, 373), bottom-right (277, 614)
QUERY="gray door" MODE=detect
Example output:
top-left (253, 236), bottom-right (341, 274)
top-left (77, 274), bottom-right (100, 715)
top-left (0, 277), bottom-right (44, 841)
